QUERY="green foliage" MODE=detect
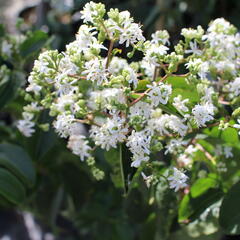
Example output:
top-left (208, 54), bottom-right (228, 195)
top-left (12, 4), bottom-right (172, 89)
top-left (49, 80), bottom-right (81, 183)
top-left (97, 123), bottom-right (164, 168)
top-left (0, 168), bottom-right (26, 205)
top-left (179, 175), bottom-right (223, 222)
top-left (219, 181), bottom-right (240, 234)
top-left (0, 143), bottom-right (35, 186)
top-left (20, 30), bottom-right (48, 58)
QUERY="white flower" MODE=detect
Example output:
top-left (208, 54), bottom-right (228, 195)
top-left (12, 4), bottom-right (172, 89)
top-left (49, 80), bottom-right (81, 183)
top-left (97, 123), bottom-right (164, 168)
top-left (52, 94), bottom-right (75, 113)
top-left (201, 87), bottom-right (214, 103)
top-left (147, 82), bottom-right (172, 106)
top-left (1, 40), bottom-right (12, 57)
top-left (144, 44), bottom-right (169, 66)
top-left (148, 114), bottom-right (188, 137)
top-left (173, 95), bottom-right (189, 112)
top-left (141, 172), bottom-right (153, 188)
top-left (23, 102), bottom-right (43, 112)
top-left (26, 75), bottom-right (42, 93)
top-left (151, 30), bottom-right (170, 45)
top-left (140, 59), bottom-right (155, 78)
top-left (229, 77), bottom-right (240, 97)
top-left (80, 2), bottom-right (98, 23)
top-left (108, 57), bottom-right (128, 75)
top-left (185, 145), bottom-right (197, 155)
top-left (233, 119), bottom-right (240, 134)
top-left (177, 154), bottom-right (192, 167)
top-left (67, 135), bottom-right (91, 161)
top-left (168, 168), bottom-right (188, 192)
top-left (208, 18), bottom-right (233, 34)
top-left (192, 102), bottom-right (215, 127)
top-left (53, 113), bottom-right (75, 138)
top-left (119, 23), bottom-right (145, 47)
top-left (17, 112), bottom-right (35, 137)
top-left (126, 130), bottom-right (151, 167)
top-left (88, 88), bottom-right (126, 111)
top-left (54, 72), bottom-right (78, 96)
top-left (215, 144), bottom-right (223, 156)
top-left (164, 139), bottom-right (188, 154)
top-left (223, 146), bottom-right (233, 159)
top-left (181, 26), bottom-right (204, 39)
top-left (82, 58), bottom-right (108, 85)
top-left (90, 116), bottom-right (128, 151)
top-left (185, 41), bottom-right (202, 55)
top-left (186, 58), bottom-right (209, 79)
top-left (125, 66), bottom-right (138, 88)
top-left (217, 162), bottom-right (227, 172)
top-left (129, 101), bottom-right (151, 119)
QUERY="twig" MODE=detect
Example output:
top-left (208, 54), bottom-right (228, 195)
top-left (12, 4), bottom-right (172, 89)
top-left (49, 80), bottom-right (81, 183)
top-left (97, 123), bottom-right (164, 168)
top-left (105, 40), bottom-right (114, 69)
top-left (129, 74), bottom-right (169, 106)
top-left (196, 143), bottom-right (216, 165)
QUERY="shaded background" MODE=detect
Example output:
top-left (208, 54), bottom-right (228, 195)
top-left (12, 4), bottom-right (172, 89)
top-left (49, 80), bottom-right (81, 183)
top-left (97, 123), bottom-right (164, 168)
top-left (0, 0), bottom-right (240, 240)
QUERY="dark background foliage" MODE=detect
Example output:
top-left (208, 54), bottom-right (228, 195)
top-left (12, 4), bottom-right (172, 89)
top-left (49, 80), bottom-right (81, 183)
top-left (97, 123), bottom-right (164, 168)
top-left (1, 0), bottom-right (240, 239)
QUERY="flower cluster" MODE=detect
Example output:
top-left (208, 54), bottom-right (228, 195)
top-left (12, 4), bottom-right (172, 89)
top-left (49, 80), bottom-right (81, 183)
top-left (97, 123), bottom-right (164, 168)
top-left (18, 2), bottom-right (240, 192)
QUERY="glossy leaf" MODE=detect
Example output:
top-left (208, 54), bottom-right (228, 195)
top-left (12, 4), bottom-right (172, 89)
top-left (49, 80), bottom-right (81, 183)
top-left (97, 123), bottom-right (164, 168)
top-left (0, 143), bottom-right (35, 186)
top-left (0, 71), bottom-right (25, 109)
top-left (0, 168), bottom-right (26, 204)
top-left (20, 31), bottom-right (48, 57)
top-left (178, 176), bottom-right (223, 222)
top-left (219, 181), bottom-right (240, 234)
top-left (104, 148), bottom-right (123, 189)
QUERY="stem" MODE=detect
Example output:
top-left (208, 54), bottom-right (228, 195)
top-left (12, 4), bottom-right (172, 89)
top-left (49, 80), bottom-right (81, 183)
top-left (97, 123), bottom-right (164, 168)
top-left (129, 74), bottom-right (169, 107)
top-left (119, 144), bottom-right (127, 197)
top-left (196, 143), bottom-right (216, 165)
top-left (105, 40), bottom-right (114, 69)
top-left (153, 66), bottom-right (158, 81)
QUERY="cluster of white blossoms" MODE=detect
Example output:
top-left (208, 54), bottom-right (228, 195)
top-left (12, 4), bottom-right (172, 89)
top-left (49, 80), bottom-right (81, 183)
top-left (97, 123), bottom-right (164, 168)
top-left (17, 2), bottom-right (240, 192)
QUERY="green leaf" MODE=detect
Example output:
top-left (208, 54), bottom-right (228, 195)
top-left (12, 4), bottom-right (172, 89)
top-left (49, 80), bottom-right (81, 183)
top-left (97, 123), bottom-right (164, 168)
top-left (0, 168), bottom-right (26, 204)
top-left (129, 92), bottom-right (143, 99)
top-left (219, 181), bottom-right (240, 234)
top-left (20, 31), bottom-right (48, 57)
top-left (0, 143), bottom-right (36, 186)
top-left (0, 71), bottom-right (25, 109)
top-left (135, 80), bottom-right (151, 92)
top-left (0, 24), bottom-right (5, 37)
top-left (166, 76), bottom-right (200, 103)
top-left (104, 148), bottom-right (123, 189)
top-left (178, 176), bottom-right (223, 222)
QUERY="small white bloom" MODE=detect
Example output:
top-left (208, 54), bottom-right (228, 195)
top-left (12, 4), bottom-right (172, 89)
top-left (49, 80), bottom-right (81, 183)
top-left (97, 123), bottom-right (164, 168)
top-left (141, 172), bottom-right (153, 188)
top-left (185, 41), bottom-right (202, 56)
top-left (177, 154), bottom-right (192, 167)
top-left (181, 26), bottom-right (204, 39)
top-left (229, 77), bottom-right (240, 97)
top-left (53, 113), bottom-right (75, 138)
top-left (119, 23), bottom-right (145, 47)
top-left (16, 112), bottom-right (35, 137)
top-left (1, 40), bottom-right (12, 57)
top-left (173, 95), bottom-right (189, 112)
top-left (82, 58), bottom-right (108, 85)
top-left (148, 114), bottom-right (188, 137)
top-left (67, 135), bottom-right (91, 161)
top-left (223, 146), bottom-right (233, 159)
top-left (164, 139), bottom-right (187, 155)
top-left (127, 130), bottom-right (151, 167)
top-left (129, 101), bottom-right (151, 119)
top-left (192, 102), bottom-right (215, 127)
top-left (90, 116), bottom-right (128, 151)
top-left (168, 167), bottom-right (188, 192)
top-left (151, 30), bottom-right (170, 45)
top-left (26, 76), bottom-right (42, 94)
top-left (125, 67), bottom-right (138, 88)
top-left (80, 2), bottom-right (98, 23)
top-left (147, 82), bottom-right (172, 106)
